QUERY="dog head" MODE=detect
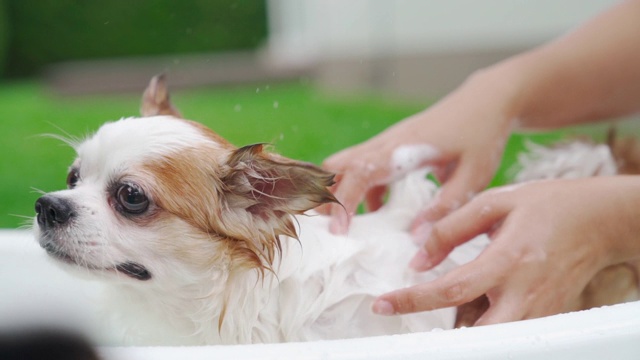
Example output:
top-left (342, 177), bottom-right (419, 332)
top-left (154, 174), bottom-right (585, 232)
top-left (34, 75), bottom-right (337, 291)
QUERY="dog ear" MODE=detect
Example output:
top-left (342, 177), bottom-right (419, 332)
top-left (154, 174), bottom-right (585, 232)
top-left (219, 144), bottom-right (338, 270)
top-left (140, 74), bottom-right (183, 118)
top-left (222, 144), bottom-right (338, 221)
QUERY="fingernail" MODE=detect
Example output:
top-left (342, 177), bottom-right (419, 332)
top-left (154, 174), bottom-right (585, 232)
top-left (409, 248), bottom-right (432, 271)
top-left (372, 299), bottom-right (395, 315)
top-left (411, 222), bottom-right (432, 246)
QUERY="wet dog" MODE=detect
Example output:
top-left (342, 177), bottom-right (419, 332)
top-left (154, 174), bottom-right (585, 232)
top-left (34, 75), bottom-right (486, 345)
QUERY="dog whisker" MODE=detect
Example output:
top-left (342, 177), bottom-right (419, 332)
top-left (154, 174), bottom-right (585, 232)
top-left (17, 223), bottom-right (34, 231)
top-left (11, 214), bottom-right (37, 230)
top-left (39, 122), bottom-right (84, 149)
top-left (29, 187), bottom-right (48, 196)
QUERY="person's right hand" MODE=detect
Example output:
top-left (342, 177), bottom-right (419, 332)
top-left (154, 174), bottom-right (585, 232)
top-left (373, 176), bottom-right (640, 324)
top-left (322, 69), bottom-right (519, 239)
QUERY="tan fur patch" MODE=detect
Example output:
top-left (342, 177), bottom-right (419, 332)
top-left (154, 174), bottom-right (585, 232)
top-left (142, 125), bottom-right (337, 275)
top-left (141, 74), bottom-right (183, 118)
top-left (138, 75), bottom-right (338, 328)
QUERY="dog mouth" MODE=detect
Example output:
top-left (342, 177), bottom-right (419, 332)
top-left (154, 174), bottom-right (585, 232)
top-left (41, 241), bottom-right (152, 281)
top-left (42, 241), bottom-right (77, 265)
top-left (115, 262), bottom-right (152, 281)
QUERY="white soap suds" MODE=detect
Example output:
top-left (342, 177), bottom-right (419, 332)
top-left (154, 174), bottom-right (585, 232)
top-left (390, 144), bottom-right (439, 180)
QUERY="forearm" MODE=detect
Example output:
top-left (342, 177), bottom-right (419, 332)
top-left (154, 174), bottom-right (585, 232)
top-left (478, 0), bottom-right (640, 129)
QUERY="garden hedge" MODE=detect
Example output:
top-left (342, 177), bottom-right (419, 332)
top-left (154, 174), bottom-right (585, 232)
top-left (0, 0), bottom-right (7, 77)
top-left (2, 0), bottom-right (267, 78)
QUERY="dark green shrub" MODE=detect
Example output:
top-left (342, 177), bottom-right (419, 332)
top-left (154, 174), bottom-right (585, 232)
top-left (4, 0), bottom-right (267, 78)
top-left (0, 0), bottom-right (7, 77)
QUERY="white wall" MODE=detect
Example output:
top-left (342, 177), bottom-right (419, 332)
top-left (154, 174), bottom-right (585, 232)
top-left (266, 0), bottom-right (618, 63)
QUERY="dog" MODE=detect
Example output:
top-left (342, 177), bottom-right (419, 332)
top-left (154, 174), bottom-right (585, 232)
top-left (33, 75), bottom-right (487, 345)
top-left (34, 75), bottom-right (639, 343)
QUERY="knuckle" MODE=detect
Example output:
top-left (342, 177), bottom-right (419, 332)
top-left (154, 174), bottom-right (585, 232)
top-left (428, 224), bottom-right (452, 252)
top-left (474, 189), bottom-right (500, 204)
top-left (321, 155), bottom-right (341, 169)
top-left (442, 281), bottom-right (467, 305)
top-left (433, 197), bottom-right (457, 216)
top-left (470, 189), bottom-right (505, 215)
top-left (323, 152), bottom-right (355, 171)
top-left (395, 289), bottom-right (422, 314)
top-left (424, 201), bottom-right (448, 221)
top-left (428, 224), bottom-right (444, 245)
top-left (394, 292), bottom-right (419, 313)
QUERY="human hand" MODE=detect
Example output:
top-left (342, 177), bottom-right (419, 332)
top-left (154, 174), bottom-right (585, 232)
top-left (322, 70), bottom-right (517, 235)
top-left (372, 176), bottom-right (640, 325)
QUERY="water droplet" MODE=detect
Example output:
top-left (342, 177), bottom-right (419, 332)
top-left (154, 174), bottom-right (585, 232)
top-left (234, 104), bottom-right (242, 112)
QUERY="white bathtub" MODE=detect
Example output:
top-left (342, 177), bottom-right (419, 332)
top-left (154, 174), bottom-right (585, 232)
top-left (2, 229), bottom-right (639, 359)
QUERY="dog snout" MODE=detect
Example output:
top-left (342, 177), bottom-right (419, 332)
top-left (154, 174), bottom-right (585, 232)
top-left (35, 195), bottom-right (75, 229)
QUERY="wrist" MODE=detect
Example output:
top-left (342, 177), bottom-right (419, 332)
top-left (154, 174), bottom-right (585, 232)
top-left (468, 46), bottom-right (578, 131)
top-left (606, 176), bottom-right (640, 265)
top-left (462, 58), bottom-right (529, 131)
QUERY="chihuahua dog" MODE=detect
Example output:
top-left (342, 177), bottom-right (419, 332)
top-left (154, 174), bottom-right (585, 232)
top-left (34, 75), bottom-right (487, 345)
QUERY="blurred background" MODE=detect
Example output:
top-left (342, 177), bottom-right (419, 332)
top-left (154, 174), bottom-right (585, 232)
top-left (0, 0), bottom-right (625, 228)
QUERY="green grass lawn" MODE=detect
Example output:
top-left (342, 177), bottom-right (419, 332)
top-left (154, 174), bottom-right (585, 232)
top-left (0, 80), bottom-right (562, 228)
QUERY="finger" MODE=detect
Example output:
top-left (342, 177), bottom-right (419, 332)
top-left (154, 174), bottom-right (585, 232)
top-left (315, 203), bottom-right (331, 215)
top-left (373, 250), bottom-right (508, 315)
top-left (328, 173), bottom-right (368, 234)
top-left (410, 191), bottom-right (511, 271)
top-left (328, 203), bottom-right (349, 235)
top-left (365, 185), bottom-right (387, 212)
top-left (411, 221), bottom-right (432, 246)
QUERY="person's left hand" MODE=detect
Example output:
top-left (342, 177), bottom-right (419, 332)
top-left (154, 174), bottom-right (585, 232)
top-left (372, 176), bottom-right (640, 325)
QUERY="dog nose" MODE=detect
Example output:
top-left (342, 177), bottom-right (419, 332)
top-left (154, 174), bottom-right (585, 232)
top-left (35, 195), bottom-right (75, 229)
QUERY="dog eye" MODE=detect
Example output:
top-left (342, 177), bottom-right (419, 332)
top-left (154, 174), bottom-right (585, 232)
top-left (116, 184), bottom-right (149, 214)
top-left (67, 170), bottom-right (79, 189)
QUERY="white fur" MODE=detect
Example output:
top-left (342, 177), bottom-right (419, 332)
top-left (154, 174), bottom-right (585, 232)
top-left (76, 116), bottom-right (219, 176)
top-left (515, 141), bottom-right (617, 182)
top-left (35, 116), bottom-right (488, 345)
top-left (98, 171), bottom-right (488, 345)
